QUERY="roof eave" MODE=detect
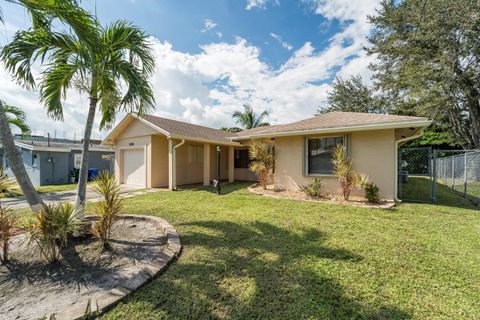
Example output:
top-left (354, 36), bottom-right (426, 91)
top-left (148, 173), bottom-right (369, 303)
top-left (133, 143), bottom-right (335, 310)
top-left (169, 134), bottom-right (241, 146)
top-left (232, 120), bottom-right (432, 140)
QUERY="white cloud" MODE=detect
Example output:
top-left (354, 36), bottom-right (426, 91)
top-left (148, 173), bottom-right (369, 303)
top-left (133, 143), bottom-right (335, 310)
top-left (246, 0), bottom-right (279, 10)
top-left (270, 32), bottom-right (293, 51)
top-left (201, 19), bottom-right (217, 32)
top-left (0, 0), bottom-right (382, 139)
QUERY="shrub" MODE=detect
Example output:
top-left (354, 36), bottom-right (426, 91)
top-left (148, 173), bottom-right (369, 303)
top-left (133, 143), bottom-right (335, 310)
top-left (25, 203), bottom-right (83, 263)
top-left (0, 203), bottom-right (18, 264)
top-left (91, 171), bottom-right (123, 249)
top-left (0, 165), bottom-right (16, 194)
top-left (332, 144), bottom-right (368, 201)
top-left (300, 178), bottom-right (324, 199)
top-left (365, 183), bottom-right (381, 204)
top-left (249, 141), bottom-right (274, 189)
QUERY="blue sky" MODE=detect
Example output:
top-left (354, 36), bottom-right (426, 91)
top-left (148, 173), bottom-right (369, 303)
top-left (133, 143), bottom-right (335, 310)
top-left (0, 0), bottom-right (381, 139)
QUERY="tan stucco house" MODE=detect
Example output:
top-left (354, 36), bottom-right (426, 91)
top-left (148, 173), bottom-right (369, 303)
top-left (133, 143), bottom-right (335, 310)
top-left (102, 111), bottom-right (431, 201)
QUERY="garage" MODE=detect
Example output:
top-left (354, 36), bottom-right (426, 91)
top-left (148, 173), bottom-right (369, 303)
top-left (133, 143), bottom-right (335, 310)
top-left (122, 148), bottom-right (146, 187)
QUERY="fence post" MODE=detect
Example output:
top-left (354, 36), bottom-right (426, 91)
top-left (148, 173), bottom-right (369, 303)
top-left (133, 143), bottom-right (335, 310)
top-left (451, 155), bottom-right (455, 190)
top-left (432, 149), bottom-right (437, 203)
top-left (464, 152), bottom-right (467, 198)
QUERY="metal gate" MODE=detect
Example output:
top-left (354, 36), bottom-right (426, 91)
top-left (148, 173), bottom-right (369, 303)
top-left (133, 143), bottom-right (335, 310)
top-left (398, 148), bottom-right (480, 205)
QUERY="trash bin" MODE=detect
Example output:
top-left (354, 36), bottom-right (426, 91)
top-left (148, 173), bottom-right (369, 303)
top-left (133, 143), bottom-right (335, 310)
top-left (88, 168), bottom-right (99, 181)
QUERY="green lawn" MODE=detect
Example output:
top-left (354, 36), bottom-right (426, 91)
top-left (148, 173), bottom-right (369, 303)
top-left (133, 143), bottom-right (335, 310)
top-left (0, 183), bottom-right (86, 199)
top-left (89, 183), bottom-right (480, 320)
top-left (401, 176), bottom-right (480, 205)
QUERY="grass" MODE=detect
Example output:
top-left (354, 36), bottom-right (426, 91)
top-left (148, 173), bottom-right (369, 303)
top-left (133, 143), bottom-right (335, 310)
top-left (86, 183), bottom-right (480, 320)
top-left (0, 183), bottom-right (88, 199)
top-left (402, 176), bottom-right (480, 205)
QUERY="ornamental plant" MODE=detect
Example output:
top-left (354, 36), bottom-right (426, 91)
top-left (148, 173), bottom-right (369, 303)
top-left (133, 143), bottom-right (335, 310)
top-left (331, 144), bottom-right (369, 201)
top-left (25, 203), bottom-right (83, 263)
top-left (300, 178), bottom-right (324, 199)
top-left (365, 183), bottom-right (381, 204)
top-left (91, 171), bottom-right (123, 249)
top-left (248, 141), bottom-right (274, 189)
top-left (0, 203), bottom-right (18, 264)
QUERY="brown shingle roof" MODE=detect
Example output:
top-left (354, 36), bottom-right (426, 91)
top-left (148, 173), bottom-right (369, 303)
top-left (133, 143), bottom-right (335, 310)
top-left (141, 114), bottom-right (237, 143)
top-left (235, 112), bottom-right (430, 139)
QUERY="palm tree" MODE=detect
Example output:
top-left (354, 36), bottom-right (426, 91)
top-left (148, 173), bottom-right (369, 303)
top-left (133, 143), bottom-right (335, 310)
top-left (232, 104), bottom-right (270, 131)
top-left (0, 100), bottom-right (44, 210)
top-left (0, 1), bottom-right (97, 213)
top-left (2, 16), bottom-right (155, 214)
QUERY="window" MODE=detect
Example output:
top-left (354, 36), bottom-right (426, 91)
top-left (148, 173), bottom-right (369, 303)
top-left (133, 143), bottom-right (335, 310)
top-left (234, 149), bottom-right (251, 169)
top-left (306, 136), bottom-right (344, 175)
top-left (101, 154), bottom-right (111, 160)
top-left (74, 153), bottom-right (82, 169)
top-left (189, 145), bottom-right (203, 164)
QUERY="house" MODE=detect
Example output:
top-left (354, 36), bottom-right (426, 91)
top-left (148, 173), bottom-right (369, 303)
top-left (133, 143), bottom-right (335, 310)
top-left (102, 112), bottom-right (431, 200)
top-left (0, 137), bottom-right (115, 186)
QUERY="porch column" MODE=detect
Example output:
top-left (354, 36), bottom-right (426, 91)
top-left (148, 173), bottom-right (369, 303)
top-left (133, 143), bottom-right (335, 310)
top-left (114, 148), bottom-right (121, 185)
top-left (168, 139), bottom-right (174, 190)
top-left (228, 146), bottom-right (234, 183)
top-left (203, 143), bottom-right (210, 185)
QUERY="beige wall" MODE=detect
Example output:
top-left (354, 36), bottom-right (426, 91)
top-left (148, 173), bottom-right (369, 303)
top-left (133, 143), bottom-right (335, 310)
top-left (151, 135), bottom-right (169, 187)
top-left (175, 141), bottom-right (204, 185)
top-left (271, 129), bottom-right (396, 200)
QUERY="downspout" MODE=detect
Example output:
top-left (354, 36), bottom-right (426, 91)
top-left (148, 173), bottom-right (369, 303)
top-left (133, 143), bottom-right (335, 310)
top-left (172, 139), bottom-right (185, 190)
top-left (394, 129), bottom-right (425, 202)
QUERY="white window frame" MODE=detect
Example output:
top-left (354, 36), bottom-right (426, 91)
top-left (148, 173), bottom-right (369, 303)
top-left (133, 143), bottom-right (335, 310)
top-left (74, 153), bottom-right (82, 169)
top-left (303, 134), bottom-right (349, 177)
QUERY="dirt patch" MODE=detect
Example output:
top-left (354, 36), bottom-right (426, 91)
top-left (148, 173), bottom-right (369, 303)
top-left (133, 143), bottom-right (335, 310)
top-left (0, 215), bottom-right (167, 320)
top-left (249, 184), bottom-right (396, 209)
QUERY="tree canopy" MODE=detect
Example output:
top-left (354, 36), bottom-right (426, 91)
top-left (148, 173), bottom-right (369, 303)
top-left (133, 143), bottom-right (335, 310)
top-left (232, 104), bottom-right (270, 131)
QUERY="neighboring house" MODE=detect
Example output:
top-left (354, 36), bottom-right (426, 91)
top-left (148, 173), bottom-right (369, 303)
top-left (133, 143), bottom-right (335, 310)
top-left (102, 112), bottom-right (431, 201)
top-left (0, 137), bottom-right (115, 186)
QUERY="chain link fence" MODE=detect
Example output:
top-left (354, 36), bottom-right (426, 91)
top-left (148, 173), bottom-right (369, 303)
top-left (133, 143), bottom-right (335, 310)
top-left (398, 148), bottom-right (480, 206)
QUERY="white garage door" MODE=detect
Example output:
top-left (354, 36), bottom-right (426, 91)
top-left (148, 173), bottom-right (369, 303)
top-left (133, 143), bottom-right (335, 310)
top-left (123, 149), bottom-right (145, 187)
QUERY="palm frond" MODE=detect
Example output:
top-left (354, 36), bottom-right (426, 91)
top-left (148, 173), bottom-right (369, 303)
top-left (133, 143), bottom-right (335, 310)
top-left (0, 100), bottom-right (31, 134)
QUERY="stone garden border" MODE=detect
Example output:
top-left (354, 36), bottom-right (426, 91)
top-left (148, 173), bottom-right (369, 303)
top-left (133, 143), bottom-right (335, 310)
top-left (48, 214), bottom-right (182, 320)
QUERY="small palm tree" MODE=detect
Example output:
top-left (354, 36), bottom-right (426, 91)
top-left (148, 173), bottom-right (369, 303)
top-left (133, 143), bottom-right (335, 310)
top-left (232, 104), bottom-right (270, 131)
top-left (0, 101), bottom-right (44, 211)
top-left (2, 14), bottom-right (155, 214)
top-left (248, 140), bottom-right (274, 189)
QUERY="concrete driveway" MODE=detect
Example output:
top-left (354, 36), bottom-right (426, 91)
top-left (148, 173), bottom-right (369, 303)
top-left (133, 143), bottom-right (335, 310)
top-left (0, 184), bottom-right (150, 209)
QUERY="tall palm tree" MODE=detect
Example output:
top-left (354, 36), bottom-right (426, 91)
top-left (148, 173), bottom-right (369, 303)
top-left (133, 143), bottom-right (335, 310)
top-left (232, 104), bottom-right (270, 131)
top-left (0, 1), bottom-right (97, 212)
top-left (0, 100), bottom-right (44, 210)
top-left (2, 16), bottom-right (155, 214)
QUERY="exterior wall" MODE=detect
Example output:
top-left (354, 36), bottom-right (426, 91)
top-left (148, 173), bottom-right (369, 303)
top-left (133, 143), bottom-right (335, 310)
top-left (209, 145), bottom-right (229, 182)
top-left (38, 150), bottom-right (70, 186)
top-left (151, 135), bottom-right (169, 187)
top-left (272, 129), bottom-right (396, 200)
top-left (234, 168), bottom-right (257, 181)
top-left (175, 141), bottom-right (204, 185)
top-left (3, 147), bottom-right (41, 186)
top-left (69, 150), bottom-right (114, 175)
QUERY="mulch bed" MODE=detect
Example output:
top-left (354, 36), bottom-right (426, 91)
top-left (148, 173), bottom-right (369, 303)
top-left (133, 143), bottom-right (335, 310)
top-left (248, 184), bottom-right (396, 209)
top-left (0, 215), bottom-right (168, 320)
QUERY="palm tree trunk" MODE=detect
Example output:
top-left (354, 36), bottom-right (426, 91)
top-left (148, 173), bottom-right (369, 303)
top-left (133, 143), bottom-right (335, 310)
top-left (0, 106), bottom-right (44, 212)
top-left (74, 96), bottom-right (97, 215)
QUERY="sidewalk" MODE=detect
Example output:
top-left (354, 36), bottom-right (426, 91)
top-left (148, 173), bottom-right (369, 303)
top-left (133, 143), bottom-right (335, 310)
top-left (0, 185), bottom-right (160, 209)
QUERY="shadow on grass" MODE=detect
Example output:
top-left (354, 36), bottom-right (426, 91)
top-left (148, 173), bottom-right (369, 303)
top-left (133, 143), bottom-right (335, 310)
top-left (119, 219), bottom-right (411, 319)
top-left (183, 181), bottom-right (251, 196)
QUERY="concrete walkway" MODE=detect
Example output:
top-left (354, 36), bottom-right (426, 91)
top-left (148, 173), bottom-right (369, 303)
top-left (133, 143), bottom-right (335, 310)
top-left (0, 185), bottom-right (161, 209)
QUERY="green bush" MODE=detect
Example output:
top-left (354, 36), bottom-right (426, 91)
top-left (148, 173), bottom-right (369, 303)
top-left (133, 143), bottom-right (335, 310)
top-left (25, 203), bottom-right (83, 263)
top-left (300, 178), bottom-right (324, 199)
top-left (365, 183), bottom-right (381, 204)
